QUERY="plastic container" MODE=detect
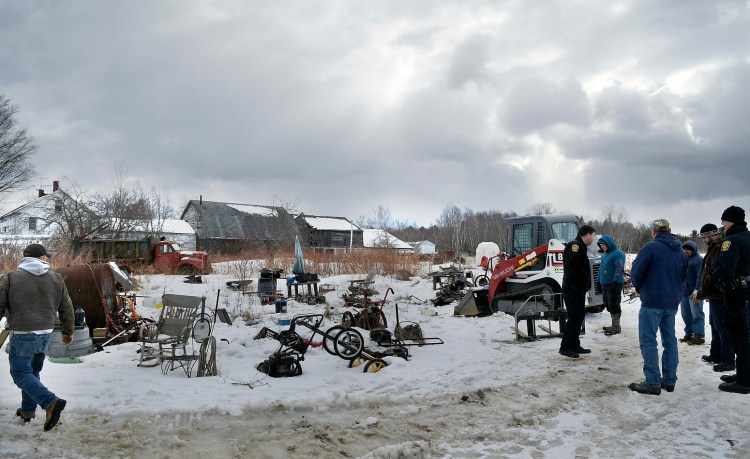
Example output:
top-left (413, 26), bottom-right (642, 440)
top-left (277, 316), bottom-right (292, 326)
top-left (275, 299), bottom-right (288, 314)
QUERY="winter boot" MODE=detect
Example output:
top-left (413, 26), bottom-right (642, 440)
top-left (604, 313), bottom-right (621, 336)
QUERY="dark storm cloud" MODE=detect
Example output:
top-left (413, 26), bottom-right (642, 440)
top-left (501, 78), bottom-right (592, 135)
top-left (1, 1), bottom-right (749, 234)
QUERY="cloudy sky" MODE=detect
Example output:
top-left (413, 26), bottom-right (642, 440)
top-left (1, 1), bottom-right (749, 235)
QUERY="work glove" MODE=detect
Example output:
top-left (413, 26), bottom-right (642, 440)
top-left (690, 290), bottom-right (699, 304)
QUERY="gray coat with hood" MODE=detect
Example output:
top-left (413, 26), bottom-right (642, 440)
top-left (0, 257), bottom-right (74, 335)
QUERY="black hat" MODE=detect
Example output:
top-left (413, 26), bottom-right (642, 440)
top-left (721, 205), bottom-right (745, 223)
top-left (23, 243), bottom-right (47, 258)
top-left (699, 223), bottom-right (721, 237)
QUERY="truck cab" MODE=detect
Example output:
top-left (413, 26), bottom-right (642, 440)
top-left (152, 240), bottom-right (211, 274)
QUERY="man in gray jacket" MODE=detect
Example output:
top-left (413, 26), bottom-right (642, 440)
top-left (0, 244), bottom-right (74, 431)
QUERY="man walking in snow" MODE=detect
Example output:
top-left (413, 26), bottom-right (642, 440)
top-left (559, 224), bottom-right (597, 359)
top-left (0, 244), bottom-right (74, 430)
top-left (711, 206), bottom-right (750, 394)
top-left (695, 223), bottom-right (735, 372)
top-left (679, 240), bottom-right (705, 345)
top-left (629, 219), bottom-right (688, 395)
top-left (597, 235), bottom-right (626, 336)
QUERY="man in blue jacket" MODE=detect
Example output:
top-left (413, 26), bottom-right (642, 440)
top-left (597, 235), bottom-right (626, 336)
top-left (679, 240), bottom-right (705, 345)
top-left (629, 219), bottom-right (688, 395)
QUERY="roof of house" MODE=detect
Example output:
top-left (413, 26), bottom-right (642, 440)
top-left (0, 189), bottom-right (71, 220)
top-left (362, 228), bottom-right (413, 250)
top-left (297, 215), bottom-right (361, 231)
top-left (182, 200), bottom-right (300, 243)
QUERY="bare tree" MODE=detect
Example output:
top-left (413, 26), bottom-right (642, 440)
top-left (0, 95), bottom-right (36, 196)
top-left (526, 202), bottom-right (555, 215)
top-left (436, 204), bottom-right (465, 253)
top-left (367, 205), bottom-right (394, 248)
top-left (89, 164), bottom-right (153, 238)
top-left (271, 194), bottom-right (300, 215)
top-left (42, 178), bottom-right (98, 241)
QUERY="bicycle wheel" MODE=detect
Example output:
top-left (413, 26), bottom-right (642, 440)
top-left (192, 314), bottom-right (213, 343)
top-left (334, 329), bottom-right (364, 360)
top-left (323, 325), bottom-right (343, 355)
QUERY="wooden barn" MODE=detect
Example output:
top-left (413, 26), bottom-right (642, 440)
top-left (295, 214), bottom-right (363, 252)
top-left (181, 199), bottom-right (300, 254)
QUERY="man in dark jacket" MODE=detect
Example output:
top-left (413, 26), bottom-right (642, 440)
top-left (559, 225), bottom-right (596, 359)
top-left (711, 206), bottom-right (750, 394)
top-left (597, 235), bottom-right (626, 336)
top-left (679, 240), bottom-right (705, 345)
top-left (629, 219), bottom-right (688, 395)
top-left (696, 223), bottom-right (734, 372)
top-left (0, 244), bottom-right (74, 430)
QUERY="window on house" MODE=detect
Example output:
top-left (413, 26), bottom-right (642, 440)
top-left (55, 199), bottom-right (62, 212)
top-left (28, 217), bottom-right (37, 230)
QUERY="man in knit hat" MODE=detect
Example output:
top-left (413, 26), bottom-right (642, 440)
top-left (712, 206), bottom-right (750, 393)
top-left (695, 223), bottom-right (735, 372)
top-left (0, 244), bottom-right (74, 430)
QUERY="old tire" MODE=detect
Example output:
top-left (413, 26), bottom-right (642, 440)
top-left (341, 311), bottom-right (355, 329)
top-left (323, 325), bottom-right (343, 355)
top-left (334, 329), bottom-right (364, 360)
top-left (363, 358), bottom-right (388, 373)
top-left (475, 275), bottom-right (489, 287)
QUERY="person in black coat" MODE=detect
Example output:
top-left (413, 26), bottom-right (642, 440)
top-left (559, 225), bottom-right (597, 358)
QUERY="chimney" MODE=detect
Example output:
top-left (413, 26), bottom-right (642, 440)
top-left (53, 180), bottom-right (59, 192)
top-left (38, 189), bottom-right (45, 197)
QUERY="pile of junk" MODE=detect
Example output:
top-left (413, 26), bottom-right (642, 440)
top-left (3, 262), bottom-right (144, 359)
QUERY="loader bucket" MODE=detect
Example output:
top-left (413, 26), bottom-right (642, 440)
top-left (453, 288), bottom-right (491, 317)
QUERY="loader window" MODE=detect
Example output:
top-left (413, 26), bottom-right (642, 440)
top-left (511, 223), bottom-right (533, 256)
top-left (551, 222), bottom-right (578, 243)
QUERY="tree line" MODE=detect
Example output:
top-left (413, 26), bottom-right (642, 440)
top-left (374, 203), bottom-right (702, 256)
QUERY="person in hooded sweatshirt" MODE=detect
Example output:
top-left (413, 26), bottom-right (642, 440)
top-left (679, 240), bottom-right (705, 345)
top-left (597, 235), bottom-right (626, 336)
top-left (0, 244), bottom-right (74, 430)
top-left (629, 219), bottom-right (688, 395)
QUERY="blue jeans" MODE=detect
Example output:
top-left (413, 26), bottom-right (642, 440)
top-left (8, 333), bottom-right (57, 414)
top-left (708, 298), bottom-right (734, 364)
top-left (638, 307), bottom-right (679, 387)
top-left (680, 295), bottom-right (705, 338)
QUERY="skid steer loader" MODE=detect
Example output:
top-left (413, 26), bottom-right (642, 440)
top-left (454, 214), bottom-right (604, 318)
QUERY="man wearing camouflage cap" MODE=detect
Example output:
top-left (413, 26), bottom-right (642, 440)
top-left (695, 223), bottom-right (734, 372)
top-left (629, 219), bottom-right (688, 395)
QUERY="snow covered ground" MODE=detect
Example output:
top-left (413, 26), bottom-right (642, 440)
top-left (1, 262), bottom-right (748, 458)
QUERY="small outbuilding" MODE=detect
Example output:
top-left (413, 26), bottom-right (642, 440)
top-left (413, 240), bottom-right (436, 255)
top-left (295, 214), bottom-right (363, 252)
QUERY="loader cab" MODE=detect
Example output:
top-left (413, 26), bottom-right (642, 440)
top-left (507, 214), bottom-right (580, 260)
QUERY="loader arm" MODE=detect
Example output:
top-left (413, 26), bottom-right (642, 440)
top-left (488, 243), bottom-right (548, 300)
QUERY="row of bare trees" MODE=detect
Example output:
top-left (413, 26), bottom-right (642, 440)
top-left (386, 203), bottom-right (696, 256)
top-left (45, 170), bottom-right (177, 244)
